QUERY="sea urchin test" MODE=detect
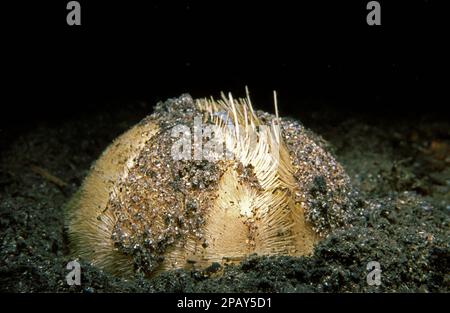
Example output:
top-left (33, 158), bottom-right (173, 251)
top-left (65, 91), bottom-right (357, 277)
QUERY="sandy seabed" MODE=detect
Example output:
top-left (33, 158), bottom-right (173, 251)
top-left (1, 103), bottom-right (448, 292)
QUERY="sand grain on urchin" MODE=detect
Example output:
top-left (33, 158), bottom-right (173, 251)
top-left (65, 92), bottom-right (358, 277)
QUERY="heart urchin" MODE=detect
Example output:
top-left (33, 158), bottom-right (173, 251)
top-left (65, 90), bottom-right (358, 277)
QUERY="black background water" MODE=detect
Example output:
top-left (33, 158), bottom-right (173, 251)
top-left (2, 1), bottom-right (447, 130)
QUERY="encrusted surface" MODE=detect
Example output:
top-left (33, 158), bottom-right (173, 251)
top-left (103, 95), bottom-right (359, 273)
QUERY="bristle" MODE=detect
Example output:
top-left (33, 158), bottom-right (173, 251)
top-left (194, 90), bottom-right (316, 256)
top-left (245, 86), bottom-right (258, 122)
top-left (273, 90), bottom-right (279, 119)
top-left (196, 91), bottom-right (287, 193)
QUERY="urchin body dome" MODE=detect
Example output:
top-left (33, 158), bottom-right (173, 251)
top-left (65, 93), bottom-right (357, 277)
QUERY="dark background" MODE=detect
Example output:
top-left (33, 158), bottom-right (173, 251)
top-left (2, 0), bottom-right (447, 130)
